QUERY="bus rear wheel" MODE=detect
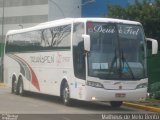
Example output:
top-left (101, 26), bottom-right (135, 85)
top-left (62, 82), bottom-right (71, 106)
top-left (18, 79), bottom-right (25, 96)
top-left (110, 101), bottom-right (123, 108)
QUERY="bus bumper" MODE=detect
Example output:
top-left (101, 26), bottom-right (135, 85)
top-left (84, 87), bottom-right (147, 102)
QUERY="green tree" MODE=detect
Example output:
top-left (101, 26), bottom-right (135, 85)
top-left (108, 0), bottom-right (160, 44)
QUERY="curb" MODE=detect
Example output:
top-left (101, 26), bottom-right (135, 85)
top-left (123, 102), bottom-right (160, 113)
top-left (147, 99), bottom-right (160, 103)
top-left (0, 83), bottom-right (6, 88)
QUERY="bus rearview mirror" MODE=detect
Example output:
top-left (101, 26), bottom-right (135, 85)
top-left (82, 34), bottom-right (90, 52)
top-left (146, 38), bottom-right (158, 55)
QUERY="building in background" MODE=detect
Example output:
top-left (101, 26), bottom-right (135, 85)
top-left (48, 0), bottom-right (81, 21)
top-left (0, 0), bottom-right (48, 36)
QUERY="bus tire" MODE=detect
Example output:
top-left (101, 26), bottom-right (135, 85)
top-left (18, 77), bottom-right (25, 96)
top-left (62, 82), bottom-right (71, 106)
top-left (110, 101), bottom-right (123, 108)
top-left (11, 78), bottom-right (17, 94)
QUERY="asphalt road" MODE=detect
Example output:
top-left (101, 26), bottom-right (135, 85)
top-left (0, 87), bottom-right (157, 120)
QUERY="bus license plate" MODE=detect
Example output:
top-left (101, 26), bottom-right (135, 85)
top-left (115, 93), bottom-right (126, 98)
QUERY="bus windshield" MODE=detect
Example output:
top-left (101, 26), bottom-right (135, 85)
top-left (87, 22), bottom-right (147, 80)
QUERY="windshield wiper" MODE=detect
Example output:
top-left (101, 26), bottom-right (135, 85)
top-left (121, 50), bottom-right (135, 79)
top-left (107, 48), bottom-right (121, 77)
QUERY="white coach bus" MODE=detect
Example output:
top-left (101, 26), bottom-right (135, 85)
top-left (4, 18), bottom-right (158, 107)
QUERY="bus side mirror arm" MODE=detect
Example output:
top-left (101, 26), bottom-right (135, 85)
top-left (146, 38), bottom-right (158, 55)
top-left (82, 34), bottom-right (91, 52)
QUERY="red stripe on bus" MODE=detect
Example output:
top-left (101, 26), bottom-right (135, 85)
top-left (13, 55), bottom-right (40, 91)
top-left (29, 66), bottom-right (40, 91)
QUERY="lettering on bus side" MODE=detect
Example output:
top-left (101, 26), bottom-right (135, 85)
top-left (30, 55), bottom-right (54, 63)
top-left (56, 52), bottom-right (70, 64)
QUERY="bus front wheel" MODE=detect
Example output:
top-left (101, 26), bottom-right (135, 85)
top-left (110, 101), bottom-right (123, 108)
top-left (62, 82), bottom-right (71, 106)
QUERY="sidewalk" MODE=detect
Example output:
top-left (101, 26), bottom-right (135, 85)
top-left (0, 82), bottom-right (6, 88)
top-left (123, 100), bottom-right (160, 113)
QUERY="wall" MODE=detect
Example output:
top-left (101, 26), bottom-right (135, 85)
top-left (48, 0), bottom-right (81, 20)
top-left (0, 0), bottom-right (48, 38)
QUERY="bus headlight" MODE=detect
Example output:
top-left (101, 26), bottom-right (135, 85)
top-left (87, 81), bottom-right (104, 88)
top-left (136, 83), bottom-right (148, 89)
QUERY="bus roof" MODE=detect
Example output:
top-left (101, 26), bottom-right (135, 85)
top-left (6, 18), bottom-right (141, 35)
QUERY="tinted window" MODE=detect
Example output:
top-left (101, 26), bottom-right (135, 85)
top-left (6, 25), bottom-right (71, 53)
